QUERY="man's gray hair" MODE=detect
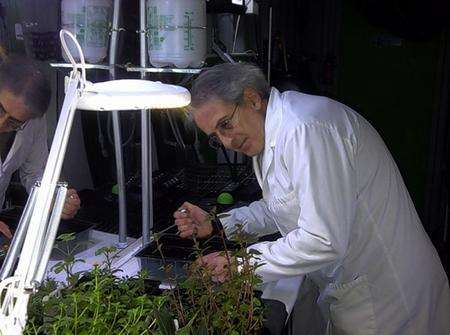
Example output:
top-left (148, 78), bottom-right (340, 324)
top-left (190, 63), bottom-right (270, 108)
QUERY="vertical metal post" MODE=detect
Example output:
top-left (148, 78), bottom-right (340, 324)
top-left (140, 0), bottom-right (152, 245)
top-left (267, 6), bottom-right (272, 85)
top-left (112, 111), bottom-right (127, 248)
top-left (109, 0), bottom-right (128, 248)
top-left (109, 0), bottom-right (121, 78)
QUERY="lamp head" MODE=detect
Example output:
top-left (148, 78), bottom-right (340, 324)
top-left (77, 79), bottom-right (190, 111)
top-left (59, 30), bottom-right (191, 112)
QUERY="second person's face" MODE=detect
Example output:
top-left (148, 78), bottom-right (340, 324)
top-left (193, 92), bottom-right (266, 157)
top-left (0, 89), bottom-right (32, 132)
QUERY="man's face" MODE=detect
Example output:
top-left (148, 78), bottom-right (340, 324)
top-left (0, 89), bottom-right (32, 133)
top-left (193, 91), bottom-right (266, 157)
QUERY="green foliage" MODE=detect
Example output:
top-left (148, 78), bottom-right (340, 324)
top-left (25, 209), bottom-right (265, 335)
top-left (154, 209), bottom-right (265, 335)
top-left (51, 233), bottom-right (86, 286)
top-left (25, 245), bottom-right (164, 335)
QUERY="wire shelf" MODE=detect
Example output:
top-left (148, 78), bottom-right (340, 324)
top-left (50, 63), bottom-right (111, 70)
top-left (122, 65), bottom-right (202, 74)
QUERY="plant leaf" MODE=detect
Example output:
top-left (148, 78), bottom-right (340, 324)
top-left (155, 307), bottom-right (176, 335)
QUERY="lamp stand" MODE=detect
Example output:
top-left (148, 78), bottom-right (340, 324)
top-left (0, 71), bottom-right (81, 334)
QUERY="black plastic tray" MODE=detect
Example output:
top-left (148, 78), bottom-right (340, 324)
top-left (0, 206), bottom-right (97, 235)
top-left (136, 233), bottom-right (238, 262)
top-left (0, 207), bottom-right (98, 264)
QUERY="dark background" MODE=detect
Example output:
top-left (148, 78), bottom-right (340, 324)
top-left (265, 0), bottom-right (450, 274)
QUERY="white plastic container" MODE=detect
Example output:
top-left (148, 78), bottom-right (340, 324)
top-left (61, 0), bottom-right (112, 63)
top-left (146, 0), bottom-right (206, 68)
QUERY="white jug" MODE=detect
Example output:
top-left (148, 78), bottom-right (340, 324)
top-left (146, 0), bottom-right (207, 68)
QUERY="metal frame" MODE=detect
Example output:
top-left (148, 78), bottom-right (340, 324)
top-left (109, 0), bottom-right (128, 249)
top-left (140, 0), bottom-right (152, 245)
top-left (136, 3), bottom-right (239, 244)
top-left (50, 63), bottom-right (111, 70)
top-left (50, 0), bottom-right (128, 249)
top-left (124, 65), bottom-right (202, 74)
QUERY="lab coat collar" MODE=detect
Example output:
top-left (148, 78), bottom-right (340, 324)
top-left (5, 131), bottom-right (23, 164)
top-left (265, 87), bottom-right (283, 148)
top-left (253, 87), bottom-right (283, 187)
top-left (0, 130), bottom-right (23, 171)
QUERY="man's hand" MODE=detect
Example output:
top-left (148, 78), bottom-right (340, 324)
top-left (0, 220), bottom-right (12, 240)
top-left (173, 202), bottom-right (212, 239)
top-left (197, 251), bottom-right (236, 283)
top-left (62, 188), bottom-right (81, 220)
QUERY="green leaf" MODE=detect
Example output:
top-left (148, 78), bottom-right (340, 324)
top-left (95, 245), bottom-right (117, 256)
top-left (57, 233), bottom-right (76, 242)
top-left (51, 262), bottom-right (64, 274)
top-left (155, 307), bottom-right (176, 335)
top-left (176, 311), bottom-right (198, 335)
top-left (193, 322), bottom-right (208, 335)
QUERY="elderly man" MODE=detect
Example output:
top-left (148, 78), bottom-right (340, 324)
top-left (174, 63), bottom-right (450, 334)
top-left (0, 56), bottom-right (80, 239)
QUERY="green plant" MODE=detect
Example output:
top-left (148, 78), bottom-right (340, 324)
top-left (154, 209), bottom-right (265, 335)
top-left (25, 207), bottom-right (265, 335)
top-left (50, 233), bottom-right (86, 286)
top-left (25, 244), bottom-right (164, 335)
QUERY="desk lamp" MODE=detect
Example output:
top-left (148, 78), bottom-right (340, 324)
top-left (0, 29), bottom-right (190, 334)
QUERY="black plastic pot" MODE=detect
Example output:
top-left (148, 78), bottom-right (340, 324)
top-left (137, 233), bottom-right (239, 260)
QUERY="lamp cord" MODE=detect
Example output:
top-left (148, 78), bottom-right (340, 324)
top-left (59, 29), bottom-right (87, 88)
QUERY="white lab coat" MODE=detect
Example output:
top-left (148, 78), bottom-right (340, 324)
top-left (221, 88), bottom-right (450, 334)
top-left (0, 116), bottom-right (48, 208)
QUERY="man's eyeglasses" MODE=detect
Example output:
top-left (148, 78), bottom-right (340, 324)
top-left (208, 103), bottom-right (240, 150)
top-left (0, 102), bottom-right (27, 131)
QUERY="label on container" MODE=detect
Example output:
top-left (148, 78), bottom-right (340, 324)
top-left (146, 1), bottom-right (206, 68)
top-left (148, 6), bottom-right (200, 52)
top-left (148, 6), bottom-right (175, 51)
top-left (62, 4), bottom-right (111, 48)
top-left (86, 5), bottom-right (111, 48)
top-left (183, 11), bottom-right (194, 51)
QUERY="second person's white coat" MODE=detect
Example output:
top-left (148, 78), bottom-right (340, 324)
top-left (221, 88), bottom-right (450, 334)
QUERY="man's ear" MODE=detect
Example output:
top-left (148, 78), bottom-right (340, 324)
top-left (243, 88), bottom-right (263, 111)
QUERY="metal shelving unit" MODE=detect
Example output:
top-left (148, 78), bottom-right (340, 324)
top-left (52, 0), bottom-right (129, 249)
top-left (123, 65), bottom-right (202, 74)
top-left (50, 1), bottom-right (244, 249)
top-left (50, 63), bottom-right (111, 70)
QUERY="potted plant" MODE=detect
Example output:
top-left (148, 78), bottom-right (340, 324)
top-left (24, 215), bottom-right (276, 334)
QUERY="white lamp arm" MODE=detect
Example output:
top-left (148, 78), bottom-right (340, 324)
top-left (0, 28), bottom-right (191, 335)
top-left (0, 72), bottom-right (81, 335)
top-left (0, 30), bottom-right (85, 334)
